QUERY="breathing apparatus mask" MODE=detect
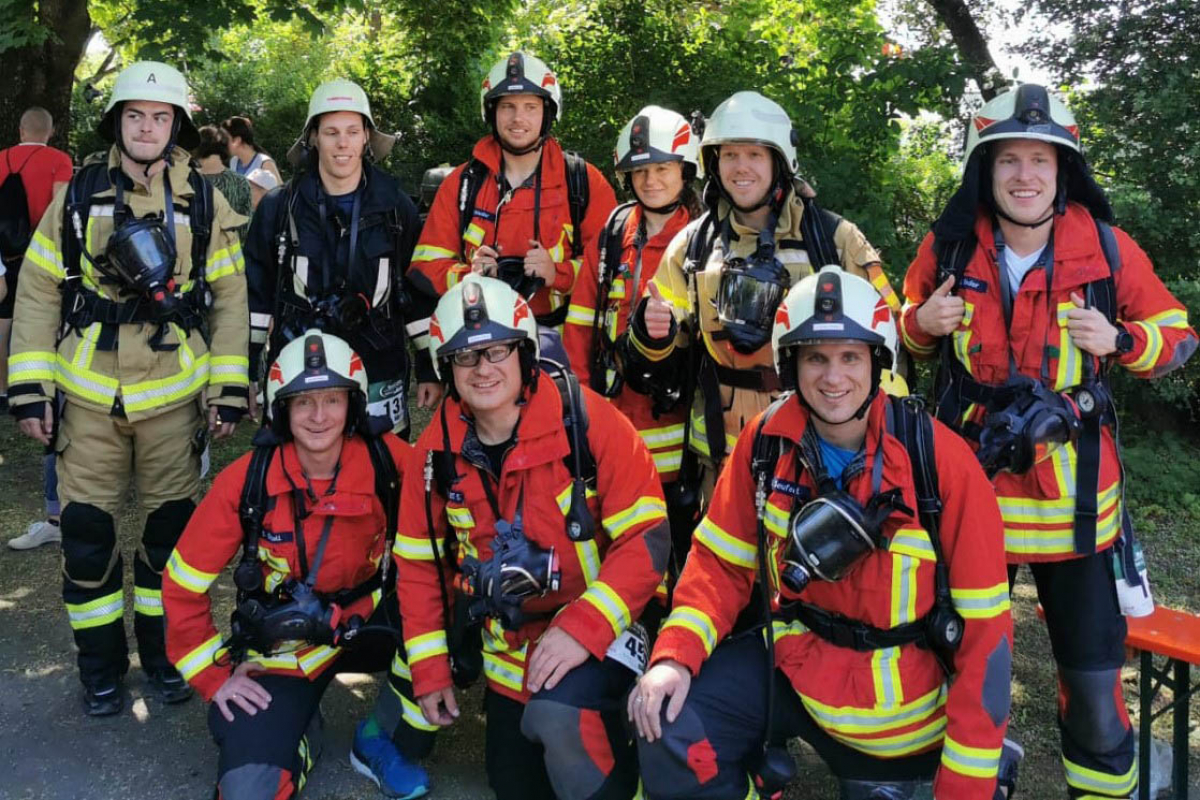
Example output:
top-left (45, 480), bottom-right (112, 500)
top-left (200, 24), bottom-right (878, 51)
top-left (780, 486), bottom-right (910, 594)
top-left (228, 577), bottom-right (364, 655)
top-left (975, 375), bottom-right (1082, 477)
top-left (457, 503), bottom-right (561, 631)
top-left (716, 212), bottom-right (789, 354)
top-left (104, 214), bottom-right (179, 309)
top-left (494, 255), bottom-right (544, 299)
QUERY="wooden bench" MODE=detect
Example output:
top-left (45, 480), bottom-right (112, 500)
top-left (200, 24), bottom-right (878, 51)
top-left (1036, 604), bottom-right (1200, 800)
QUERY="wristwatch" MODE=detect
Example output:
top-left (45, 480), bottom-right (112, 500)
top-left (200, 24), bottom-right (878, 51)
top-left (1114, 324), bottom-right (1135, 355)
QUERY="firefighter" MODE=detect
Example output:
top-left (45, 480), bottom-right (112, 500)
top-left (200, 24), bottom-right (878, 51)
top-left (8, 61), bottom-right (249, 716)
top-left (562, 104), bottom-right (702, 565)
top-left (632, 266), bottom-right (1013, 799)
top-left (408, 52), bottom-right (617, 328)
top-left (164, 331), bottom-right (432, 799)
top-left (900, 84), bottom-right (1197, 799)
top-left (624, 91), bottom-right (900, 512)
top-left (245, 78), bottom-right (439, 435)
top-left (395, 275), bottom-right (669, 799)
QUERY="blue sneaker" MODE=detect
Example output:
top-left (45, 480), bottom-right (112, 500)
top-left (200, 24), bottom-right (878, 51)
top-left (350, 720), bottom-right (430, 799)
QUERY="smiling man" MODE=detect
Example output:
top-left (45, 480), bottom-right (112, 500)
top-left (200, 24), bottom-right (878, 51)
top-left (409, 52), bottom-right (616, 327)
top-left (245, 78), bottom-right (439, 437)
top-left (624, 91), bottom-right (901, 519)
top-left (632, 266), bottom-right (1011, 800)
top-left (901, 84), bottom-right (1197, 800)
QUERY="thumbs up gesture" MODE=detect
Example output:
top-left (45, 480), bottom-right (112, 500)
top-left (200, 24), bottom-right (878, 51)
top-left (643, 282), bottom-right (675, 340)
top-left (915, 275), bottom-right (966, 337)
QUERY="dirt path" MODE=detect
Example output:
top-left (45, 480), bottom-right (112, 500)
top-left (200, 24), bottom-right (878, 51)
top-left (1, 420), bottom-right (1196, 799)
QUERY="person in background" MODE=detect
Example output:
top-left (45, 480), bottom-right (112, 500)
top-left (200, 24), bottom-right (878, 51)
top-left (194, 124), bottom-right (252, 239)
top-left (222, 115), bottom-right (283, 184)
top-left (1, 107), bottom-right (73, 549)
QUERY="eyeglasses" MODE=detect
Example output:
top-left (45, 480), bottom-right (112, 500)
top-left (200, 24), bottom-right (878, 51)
top-left (450, 341), bottom-right (520, 368)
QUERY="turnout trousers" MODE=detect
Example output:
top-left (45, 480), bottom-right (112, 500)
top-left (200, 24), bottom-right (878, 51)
top-left (1009, 552), bottom-right (1137, 799)
top-left (481, 655), bottom-right (640, 800)
top-left (637, 633), bottom-right (940, 800)
top-left (56, 398), bottom-right (204, 686)
top-left (210, 596), bottom-right (435, 800)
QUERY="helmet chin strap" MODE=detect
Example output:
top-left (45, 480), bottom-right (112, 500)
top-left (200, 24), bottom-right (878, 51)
top-left (994, 206), bottom-right (1056, 230)
top-left (496, 131), bottom-right (544, 156)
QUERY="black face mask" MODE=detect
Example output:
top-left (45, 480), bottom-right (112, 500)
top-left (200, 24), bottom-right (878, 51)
top-left (715, 210), bottom-right (788, 354)
top-left (780, 487), bottom-right (910, 593)
top-left (975, 375), bottom-right (1082, 477)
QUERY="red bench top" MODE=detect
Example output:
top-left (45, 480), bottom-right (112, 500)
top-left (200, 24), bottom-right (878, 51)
top-left (1036, 604), bottom-right (1200, 665)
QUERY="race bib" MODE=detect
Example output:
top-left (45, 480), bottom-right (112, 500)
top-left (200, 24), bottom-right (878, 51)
top-left (367, 379), bottom-right (408, 433)
top-left (605, 622), bottom-right (649, 676)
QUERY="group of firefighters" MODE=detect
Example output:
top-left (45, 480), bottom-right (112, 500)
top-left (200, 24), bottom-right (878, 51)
top-left (6, 44), bottom-right (1195, 800)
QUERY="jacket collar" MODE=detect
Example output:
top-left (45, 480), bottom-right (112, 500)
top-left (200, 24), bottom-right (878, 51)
top-left (973, 200), bottom-right (1110, 290)
top-left (625, 204), bottom-right (690, 250)
top-left (106, 145), bottom-right (195, 199)
top-left (762, 390), bottom-right (888, 460)
top-left (469, 135), bottom-right (568, 190)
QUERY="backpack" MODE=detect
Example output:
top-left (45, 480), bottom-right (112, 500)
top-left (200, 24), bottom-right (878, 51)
top-left (234, 429), bottom-right (400, 606)
top-left (587, 201), bottom-right (638, 393)
top-left (0, 149), bottom-right (37, 263)
top-left (455, 150), bottom-right (590, 326)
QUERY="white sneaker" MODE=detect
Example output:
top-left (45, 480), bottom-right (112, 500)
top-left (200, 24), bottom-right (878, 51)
top-left (8, 520), bottom-right (62, 550)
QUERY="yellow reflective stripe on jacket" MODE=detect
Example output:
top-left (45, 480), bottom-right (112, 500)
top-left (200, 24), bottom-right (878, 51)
top-left (555, 482), bottom-right (598, 515)
top-left (951, 302), bottom-right (976, 374)
top-left (412, 244), bottom-right (458, 263)
top-left (889, 528), bottom-right (935, 561)
top-left (578, 580), bottom-right (631, 638)
top-left (565, 304), bottom-right (595, 326)
top-left (205, 241), bottom-right (244, 282)
top-left (661, 605), bottom-right (719, 657)
top-left (8, 351), bottom-right (56, 384)
top-left (576, 539), bottom-right (601, 585)
top-left (166, 550), bottom-right (220, 594)
top-left (602, 496), bottom-right (666, 539)
top-left (209, 355), bottom-right (249, 387)
top-left (652, 449), bottom-right (683, 473)
top-left (800, 683), bottom-right (946, 735)
top-left (941, 736), bottom-right (1002, 779)
top-left (445, 506), bottom-right (474, 528)
top-left (763, 501), bottom-right (789, 539)
top-left (133, 586), bottom-right (163, 616)
top-left (122, 348), bottom-right (210, 413)
top-left (1062, 755), bottom-right (1137, 796)
top-left (72, 323), bottom-right (102, 370)
top-left (404, 630), bottom-right (449, 666)
top-left (825, 714), bottom-right (948, 757)
top-left (464, 223), bottom-right (486, 249)
top-left (1126, 320), bottom-right (1165, 373)
top-left (871, 647), bottom-right (904, 708)
top-left (890, 553), bottom-right (922, 627)
top-left (25, 230), bottom-right (65, 278)
top-left (177, 633), bottom-right (226, 681)
top-left (483, 651), bottom-right (525, 693)
top-left (297, 645), bottom-right (339, 674)
top-left (66, 590), bottom-right (124, 630)
top-left (56, 353), bottom-right (119, 405)
top-left (1055, 302), bottom-right (1085, 391)
top-left (998, 480), bottom-right (1120, 525)
top-left (950, 583), bottom-right (1011, 619)
top-left (394, 532), bottom-right (443, 561)
top-left (388, 678), bottom-right (439, 731)
top-left (1005, 505), bottom-right (1122, 555)
top-left (689, 406), bottom-right (740, 459)
top-left (694, 516), bottom-right (756, 568)
top-left (640, 423), bottom-right (685, 450)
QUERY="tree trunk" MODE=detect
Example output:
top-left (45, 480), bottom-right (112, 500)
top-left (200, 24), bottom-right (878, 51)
top-left (925, 0), bottom-right (1003, 101)
top-left (0, 0), bottom-right (92, 154)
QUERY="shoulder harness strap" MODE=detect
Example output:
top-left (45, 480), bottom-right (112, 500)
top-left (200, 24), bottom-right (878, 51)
top-left (456, 158), bottom-right (491, 258)
top-left (563, 150), bottom-right (590, 257)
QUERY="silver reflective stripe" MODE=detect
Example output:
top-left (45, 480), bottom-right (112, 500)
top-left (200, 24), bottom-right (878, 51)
top-left (373, 258), bottom-right (389, 306)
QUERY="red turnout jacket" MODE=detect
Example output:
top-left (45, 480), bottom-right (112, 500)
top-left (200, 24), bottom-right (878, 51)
top-left (652, 392), bottom-right (1012, 799)
top-left (163, 435), bottom-right (410, 702)
top-left (901, 202), bottom-right (1197, 562)
top-left (409, 136), bottom-right (616, 319)
top-left (563, 203), bottom-right (691, 482)
top-left (395, 371), bottom-right (669, 704)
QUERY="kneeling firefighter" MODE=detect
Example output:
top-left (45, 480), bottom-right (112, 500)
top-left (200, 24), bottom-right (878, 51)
top-left (162, 331), bottom-right (433, 800)
top-left (631, 266), bottom-right (1014, 800)
top-left (562, 105), bottom-right (703, 570)
top-left (9, 61), bottom-right (249, 716)
top-left (394, 274), bottom-right (670, 800)
top-left (624, 90), bottom-right (902, 526)
top-left (245, 78), bottom-right (440, 436)
top-left (901, 84), bottom-right (1198, 798)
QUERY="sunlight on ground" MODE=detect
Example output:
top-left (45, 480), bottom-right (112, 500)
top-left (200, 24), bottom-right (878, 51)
top-left (131, 697), bottom-right (150, 723)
